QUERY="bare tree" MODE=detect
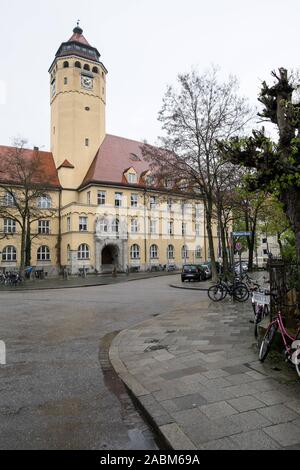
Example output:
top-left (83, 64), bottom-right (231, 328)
top-left (0, 139), bottom-right (57, 275)
top-left (143, 67), bottom-right (253, 280)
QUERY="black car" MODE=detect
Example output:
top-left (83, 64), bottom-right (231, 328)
top-left (181, 264), bottom-right (206, 282)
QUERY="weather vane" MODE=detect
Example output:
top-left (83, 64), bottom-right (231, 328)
top-left (77, 19), bottom-right (80, 27)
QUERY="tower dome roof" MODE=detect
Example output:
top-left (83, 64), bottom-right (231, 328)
top-left (53, 24), bottom-right (101, 63)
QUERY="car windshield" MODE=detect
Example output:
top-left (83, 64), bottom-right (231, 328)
top-left (183, 265), bottom-right (197, 271)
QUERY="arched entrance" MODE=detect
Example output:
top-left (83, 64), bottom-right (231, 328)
top-left (101, 244), bottom-right (119, 272)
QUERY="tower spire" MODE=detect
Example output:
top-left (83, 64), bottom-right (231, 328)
top-left (73, 20), bottom-right (83, 35)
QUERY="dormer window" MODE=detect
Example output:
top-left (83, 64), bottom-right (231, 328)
top-left (127, 173), bottom-right (137, 184)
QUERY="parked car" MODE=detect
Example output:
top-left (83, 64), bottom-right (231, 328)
top-left (181, 264), bottom-right (206, 282)
top-left (198, 264), bottom-right (211, 279)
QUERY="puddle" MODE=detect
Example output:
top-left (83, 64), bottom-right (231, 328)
top-left (99, 332), bottom-right (161, 450)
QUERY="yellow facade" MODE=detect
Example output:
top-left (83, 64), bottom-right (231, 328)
top-left (0, 26), bottom-right (219, 276)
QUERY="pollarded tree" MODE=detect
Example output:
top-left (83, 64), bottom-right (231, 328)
top-left (143, 67), bottom-right (253, 280)
top-left (218, 68), bottom-right (300, 262)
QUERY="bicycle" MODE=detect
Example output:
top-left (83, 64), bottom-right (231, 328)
top-left (251, 289), bottom-right (270, 338)
top-left (259, 310), bottom-right (300, 378)
top-left (208, 279), bottom-right (249, 302)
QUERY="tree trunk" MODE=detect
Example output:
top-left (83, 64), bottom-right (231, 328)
top-left (25, 216), bottom-right (31, 267)
top-left (281, 188), bottom-right (300, 264)
top-left (20, 217), bottom-right (27, 277)
top-left (205, 206), bottom-right (218, 281)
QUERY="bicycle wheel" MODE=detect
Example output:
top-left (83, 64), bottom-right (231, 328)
top-left (259, 322), bottom-right (278, 362)
top-left (208, 285), bottom-right (226, 302)
top-left (233, 284), bottom-right (249, 302)
top-left (254, 305), bottom-right (263, 338)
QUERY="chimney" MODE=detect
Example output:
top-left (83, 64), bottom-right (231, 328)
top-left (33, 146), bottom-right (39, 151)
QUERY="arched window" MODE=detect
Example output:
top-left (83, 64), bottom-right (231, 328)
top-left (99, 218), bottom-right (108, 233)
top-left (112, 219), bottom-right (119, 233)
top-left (75, 61), bottom-right (82, 68)
top-left (150, 244), bottom-right (158, 259)
top-left (167, 245), bottom-right (175, 260)
top-left (38, 195), bottom-right (52, 209)
top-left (78, 244), bottom-right (90, 260)
top-left (83, 64), bottom-right (90, 71)
top-left (130, 244), bottom-right (140, 260)
top-left (63, 61), bottom-right (69, 68)
top-left (92, 66), bottom-right (99, 74)
top-left (37, 246), bottom-right (50, 261)
top-left (195, 246), bottom-right (202, 259)
top-left (2, 246), bottom-right (17, 262)
top-left (182, 245), bottom-right (189, 259)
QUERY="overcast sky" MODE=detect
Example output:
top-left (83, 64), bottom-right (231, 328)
top-left (0, 0), bottom-right (299, 150)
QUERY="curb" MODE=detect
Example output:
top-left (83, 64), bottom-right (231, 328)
top-left (109, 321), bottom-right (197, 450)
top-left (0, 272), bottom-right (180, 293)
top-left (169, 283), bottom-right (210, 292)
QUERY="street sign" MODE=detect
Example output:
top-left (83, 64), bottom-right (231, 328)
top-left (232, 231), bottom-right (252, 237)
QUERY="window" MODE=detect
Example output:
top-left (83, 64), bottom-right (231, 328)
top-left (67, 217), bottom-right (71, 232)
top-left (127, 173), bottom-right (137, 184)
top-left (195, 246), bottom-right (202, 258)
top-left (165, 178), bottom-right (173, 189)
top-left (131, 244), bottom-right (140, 260)
top-left (150, 245), bottom-right (158, 259)
top-left (150, 219), bottom-right (157, 234)
top-left (168, 221), bottom-right (174, 236)
top-left (75, 61), bottom-right (81, 68)
top-left (182, 223), bottom-right (187, 236)
top-left (87, 192), bottom-right (91, 205)
top-left (167, 245), bottom-right (175, 260)
top-left (83, 64), bottom-right (90, 71)
top-left (79, 217), bottom-right (88, 232)
top-left (195, 224), bottom-right (201, 237)
top-left (97, 191), bottom-right (106, 205)
top-left (182, 245), bottom-right (189, 259)
top-left (263, 249), bottom-right (268, 255)
top-left (37, 246), bottom-right (50, 261)
top-left (38, 220), bottom-right (50, 234)
top-left (78, 244), bottom-right (90, 260)
top-left (2, 246), bottom-right (16, 262)
top-left (85, 138), bottom-right (89, 147)
top-left (147, 175), bottom-right (154, 185)
top-left (64, 77), bottom-right (68, 85)
top-left (112, 219), bottom-right (119, 233)
top-left (38, 195), bottom-right (52, 209)
top-left (131, 194), bottom-right (138, 208)
top-left (99, 218), bottom-right (108, 233)
top-left (4, 218), bottom-right (16, 234)
top-left (92, 66), bottom-right (99, 74)
top-left (131, 218), bottom-right (139, 233)
top-left (150, 196), bottom-right (157, 210)
top-left (3, 192), bottom-right (15, 207)
top-left (262, 238), bottom-right (267, 244)
top-left (63, 61), bottom-right (69, 68)
top-left (195, 204), bottom-right (201, 217)
top-left (115, 192), bottom-right (122, 208)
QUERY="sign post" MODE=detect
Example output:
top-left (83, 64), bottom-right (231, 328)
top-left (231, 231), bottom-right (253, 277)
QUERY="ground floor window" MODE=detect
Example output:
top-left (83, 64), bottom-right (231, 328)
top-left (37, 246), bottom-right (51, 261)
top-left (195, 246), bottom-right (202, 258)
top-left (78, 244), bottom-right (90, 260)
top-left (150, 244), bottom-right (158, 259)
top-left (130, 244), bottom-right (140, 259)
top-left (182, 245), bottom-right (189, 259)
top-left (167, 245), bottom-right (175, 259)
top-left (2, 245), bottom-right (17, 262)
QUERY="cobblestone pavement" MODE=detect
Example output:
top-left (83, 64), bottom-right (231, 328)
top-left (110, 294), bottom-right (300, 450)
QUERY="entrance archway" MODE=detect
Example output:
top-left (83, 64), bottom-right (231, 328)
top-left (101, 244), bottom-right (119, 271)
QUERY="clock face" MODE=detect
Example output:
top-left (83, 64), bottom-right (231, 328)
top-left (81, 75), bottom-right (93, 90)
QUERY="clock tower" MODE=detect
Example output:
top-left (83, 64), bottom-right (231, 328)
top-left (49, 24), bottom-right (107, 189)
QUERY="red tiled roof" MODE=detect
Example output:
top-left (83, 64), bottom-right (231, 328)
top-left (0, 146), bottom-right (61, 188)
top-left (68, 32), bottom-right (91, 46)
top-left (57, 159), bottom-right (75, 170)
top-left (81, 134), bottom-right (151, 187)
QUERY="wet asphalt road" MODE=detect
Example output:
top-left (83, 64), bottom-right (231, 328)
top-left (0, 275), bottom-right (204, 450)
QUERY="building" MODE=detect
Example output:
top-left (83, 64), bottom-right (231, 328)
top-left (0, 25), bottom-right (217, 276)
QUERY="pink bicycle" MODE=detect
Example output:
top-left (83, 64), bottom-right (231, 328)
top-left (259, 311), bottom-right (300, 378)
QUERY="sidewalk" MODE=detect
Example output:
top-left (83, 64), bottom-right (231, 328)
top-left (109, 296), bottom-right (300, 450)
top-left (0, 270), bottom-right (179, 291)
